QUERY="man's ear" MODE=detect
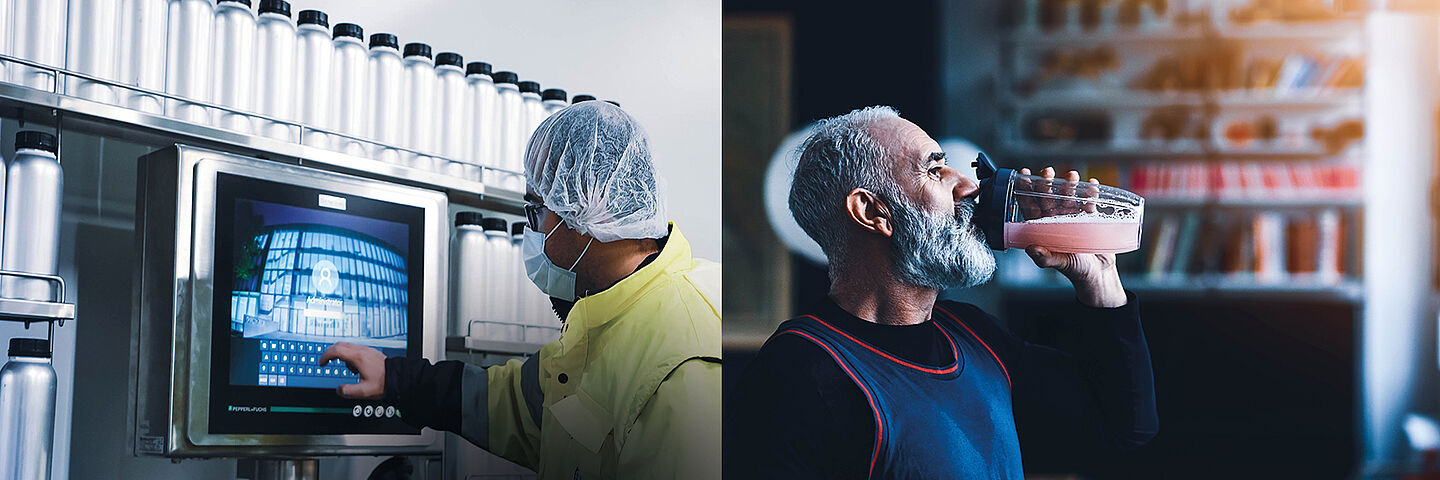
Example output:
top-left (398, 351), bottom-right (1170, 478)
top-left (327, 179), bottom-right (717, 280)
top-left (844, 188), bottom-right (893, 237)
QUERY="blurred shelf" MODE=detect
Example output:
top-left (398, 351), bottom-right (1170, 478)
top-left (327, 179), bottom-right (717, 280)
top-left (1004, 90), bottom-right (1206, 110)
top-left (1214, 21), bottom-right (1365, 41)
top-left (999, 276), bottom-right (1362, 302)
top-left (1145, 196), bottom-right (1363, 208)
top-left (1000, 141), bottom-right (1208, 158)
top-left (1005, 26), bottom-right (1207, 45)
top-left (1213, 89), bottom-right (1362, 108)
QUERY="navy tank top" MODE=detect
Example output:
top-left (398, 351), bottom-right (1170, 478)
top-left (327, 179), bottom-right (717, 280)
top-left (771, 304), bottom-right (1024, 479)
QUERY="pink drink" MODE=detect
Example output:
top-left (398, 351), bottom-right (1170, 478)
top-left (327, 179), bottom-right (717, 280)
top-left (1004, 214), bottom-right (1141, 254)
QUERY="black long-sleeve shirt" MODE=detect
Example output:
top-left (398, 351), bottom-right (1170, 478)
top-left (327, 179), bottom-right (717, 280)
top-left (727, 292), bottom-right (1158, 479)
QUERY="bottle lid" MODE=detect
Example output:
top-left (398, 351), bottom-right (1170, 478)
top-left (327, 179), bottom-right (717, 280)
top-left (333, 22), bottom-right (362, 40)
top-left (455, 211), bottom-right (484, 227)
top-left (542, 88), bottom-right (567, 102)
top-left (605, 100), bottom-right (621, 107)
top-left (258, 0), bottom-right (289, 16)
top-left (218, 0), bottom-right (251, 6)
top-left (8, 338), bottom-right (49, 358)
top-left (571, 94), bottom-right (597, 103)
top-left (511, 221), bottom-right (528, 236)
top-left (481, 218), bottom-right (508, 232)
top-left (436, 52), bottom-right (464, 68)
top-left (492, 71), bottom-right (519, 85)
top-left (466, 62), bottom-right (492, 76)
top-left (15, 131), bottom-right (57, 153)
top-left (518, 81), bottom-right (540, 94)
top-left (297, 9), bottom-right (326, 27)
top-left (403, 43), bottom-right (432, 59)
top-left (369, 33), bottom-right (398, 50)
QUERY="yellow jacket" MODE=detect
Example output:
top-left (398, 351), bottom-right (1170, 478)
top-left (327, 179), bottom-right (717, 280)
top-left (457, 225), bottom-right (721, 480)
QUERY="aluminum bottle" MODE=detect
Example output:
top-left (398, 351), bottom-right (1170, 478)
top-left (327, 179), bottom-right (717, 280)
top-left (493, 72), bottom-right (523, 191)
top-left (465, 62), bottom-right (498, 170)
top-left (0, 338), bottom-right (56, 480)
top-left (65, 0), bottom-right (123, 103)
top-left (1, 132), bottom-right (62, 301)
top-left (436, 52), bottom-right (467, 160)
top-left (482, 218), bottom-right (517, 341)
top-left (120, 0), bottom-right (168, 113)
top-left (510, 222), bottom-right (528, 331)
top-left (518, 80), bottom-right (544, 143)
top-left (331, 22), bottom-right (367, 156)
top-left (0, 0), bottom-right (11, 81)
top-left (451, 211), bottom-right (487, 338)
top-left (366, 33), bottom-right (403, 164)
top-left (212, 0), bottom-right (258, 133)
top-left (254, 0), bottom-right (296, 140)
top-left (542, 88), bottom-right (568, 117)
top-left (11, 0), bottom-right (66, 91)
top-left (295, 10), bottom-right (331, 147)
top-left (165, 0), bottom-right (214, 123)
top-left (401, 42), bottom-right (436, 170)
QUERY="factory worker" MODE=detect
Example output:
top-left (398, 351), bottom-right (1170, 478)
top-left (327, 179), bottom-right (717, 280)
top-left (728, 106), bottom-right (1156, 479)
top-left (321, 101), bottom-right (721, 479)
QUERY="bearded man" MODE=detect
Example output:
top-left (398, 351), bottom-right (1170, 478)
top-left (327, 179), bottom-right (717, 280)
top-left (728, 106), bottom-right (1158, 479)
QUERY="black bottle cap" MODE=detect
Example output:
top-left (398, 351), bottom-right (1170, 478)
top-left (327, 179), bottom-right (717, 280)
top-left (333, 23), bottom-right (362, 40)
top-left (403, 43), bottom-right (432, 59)
top-left (493, 71), bottom-right (518, 84)
top-left (466, 62), bottom-right (492, 76)
top-left (258, 0), bottom-right (289, 16)
top-left (15, 131), bottom-right (57, 153)
top-left (605, 100), bottom-right (621, 107)
top-left (436, 52), bottom-right (463, 68)
top-left (297, 9), bottom-right (327, 27)
top-left (481, 218), bottom-right (508, 232)
top-left (542, 88), bottom-right (567, 102)
top-left (511, 221), bottom-right (527, 236)
top-left (369, 33), bottom-right (398, 49)
top-left (518, 81), bottom-right (540, 94)
top-left (572, 94), bottom-right (597, 103)
top-left (8, 338), bottom-right (49, 358)
top-left (218, 0), bottom-right (251, 6)
top-left (455, 211), bottom-right (484, 227)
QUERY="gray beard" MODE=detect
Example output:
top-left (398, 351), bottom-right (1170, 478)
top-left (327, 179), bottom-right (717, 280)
top-left (889, 196), bottom-right (997, 291)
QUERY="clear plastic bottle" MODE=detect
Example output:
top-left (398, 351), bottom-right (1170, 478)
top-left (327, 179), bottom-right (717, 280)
top-left (0, 338), bottom-right (56, 480)
top-left (1, 132), bottom-right (62, 301)
top-left (493, 72), bottom-right (523, 192)
top-left (541, 88), bottom-right (568, 117)
top-left (436, 52), bottom-right (467, 160)
top-left (65, 0), bottom-right (122, 103)
top-left (366, 33), bottom-right (403, 164)
top-left (119, 0), bottom-right (168, 113)
top-left (465, 62), bottom-right (498, 170)
top-left (11, 0), bottom-right (66, 91)
top-left (295, 10), bottom-right (331, 147)
top-left (164, 0), bottom-right (213, 123)
top-left (255, 0), bottom-right (296, 140)
top-left (330, 22), bottom-right (368, 156)
top-left (212, 0), bottom-right (258, 133)
top-left (401, 42), bottom-right (436, 170)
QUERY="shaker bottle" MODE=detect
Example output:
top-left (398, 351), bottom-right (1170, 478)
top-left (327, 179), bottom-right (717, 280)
top-left (972, 152), bottom-right (1144, 254)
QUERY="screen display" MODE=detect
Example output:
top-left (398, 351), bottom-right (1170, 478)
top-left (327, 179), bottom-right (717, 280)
top-left (209, 173), bottom-right (424, 435)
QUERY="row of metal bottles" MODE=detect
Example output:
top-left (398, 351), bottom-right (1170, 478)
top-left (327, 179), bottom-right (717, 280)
top-left (451, 212), bottom-right (559, 346)
top-left (0, 0), bottom-right (602, 191)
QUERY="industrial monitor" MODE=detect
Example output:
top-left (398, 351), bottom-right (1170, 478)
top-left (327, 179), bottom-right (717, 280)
top-left (131, 145), bottom-right (447, 457)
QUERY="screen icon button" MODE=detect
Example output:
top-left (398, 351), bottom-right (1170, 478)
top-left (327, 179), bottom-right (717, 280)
top-left (385, 406), bottom-right (395, 418)
top-left (364, 405), bottom-right (374, 418)
top-left (352, 405), bottom-right (362, 417)
top-left (312, 260), bottom-right (340, 295)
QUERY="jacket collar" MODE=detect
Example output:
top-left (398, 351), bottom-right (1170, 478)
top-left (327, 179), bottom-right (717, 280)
top-left (565, 223), bottom-right (690, 334)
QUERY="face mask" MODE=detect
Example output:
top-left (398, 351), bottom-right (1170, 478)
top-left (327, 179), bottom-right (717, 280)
top-left (523, 222), bottom-right (594, 302)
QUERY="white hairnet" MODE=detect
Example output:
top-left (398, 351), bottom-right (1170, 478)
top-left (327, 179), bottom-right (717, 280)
top-left (524, 101), bottom-right (668, 242)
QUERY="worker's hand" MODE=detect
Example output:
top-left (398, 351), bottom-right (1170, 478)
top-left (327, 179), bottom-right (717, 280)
top-left (318, 342), bottom-right (386, 399)
top-left (1020, 167), bottom-right (1128, 308)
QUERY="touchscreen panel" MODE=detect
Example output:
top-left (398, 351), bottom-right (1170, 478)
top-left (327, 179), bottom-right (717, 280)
top-left (209, 172), bottom-right (424, 435)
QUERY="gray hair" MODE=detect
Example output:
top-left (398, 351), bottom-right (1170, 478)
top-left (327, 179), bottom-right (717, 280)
top-left (788, 106), bottom-right (904, 264)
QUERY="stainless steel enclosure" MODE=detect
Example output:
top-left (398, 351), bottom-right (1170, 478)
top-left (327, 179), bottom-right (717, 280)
top-left (131, 145), bottom-right (446, 458)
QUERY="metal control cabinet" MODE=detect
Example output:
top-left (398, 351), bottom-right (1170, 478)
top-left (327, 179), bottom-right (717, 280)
top-left (129, 145), bottom-right (447, 458)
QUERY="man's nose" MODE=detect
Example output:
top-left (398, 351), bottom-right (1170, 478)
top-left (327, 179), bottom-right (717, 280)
top-left (950, 167), bottom-right (979, 200)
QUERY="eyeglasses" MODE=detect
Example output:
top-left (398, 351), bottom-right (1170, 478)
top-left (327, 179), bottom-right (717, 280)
top-left (524, 201), bottom-right (547, 231)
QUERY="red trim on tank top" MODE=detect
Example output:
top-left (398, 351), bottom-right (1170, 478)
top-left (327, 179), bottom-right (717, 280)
top-left (799, 315), bottom-right (960, 375)
top-left (934, 305), bottom-right (1012, 387)
top-left (780, 329), bottom-right (883, 480)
